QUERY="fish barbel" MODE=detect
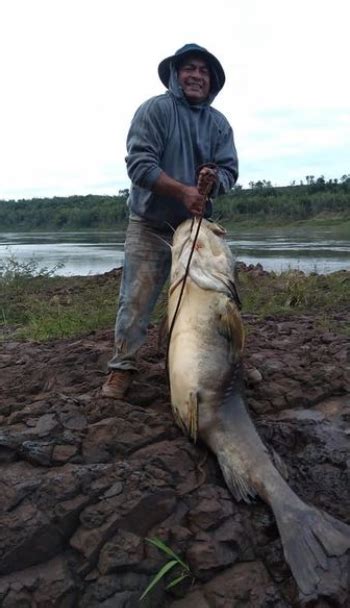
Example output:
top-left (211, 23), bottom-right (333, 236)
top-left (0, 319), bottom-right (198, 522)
top-left (168, 217), bottom-right (350, 602)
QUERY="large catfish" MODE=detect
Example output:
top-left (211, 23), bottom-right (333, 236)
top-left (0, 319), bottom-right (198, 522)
top-left (168, 217), bottom-right (350, 602)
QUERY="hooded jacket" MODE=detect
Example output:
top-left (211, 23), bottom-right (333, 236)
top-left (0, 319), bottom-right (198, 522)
top-left (125, 63), bottom-right (238, 229)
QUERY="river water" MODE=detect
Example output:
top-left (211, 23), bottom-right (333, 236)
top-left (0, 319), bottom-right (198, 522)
top-left (0, 225), bottom-right (349, 276)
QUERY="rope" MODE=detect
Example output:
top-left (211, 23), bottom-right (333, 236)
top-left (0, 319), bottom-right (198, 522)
top-left (166, 215), bottom-right (202, 377)
top-left (166, 174), bottom-right (213, 377)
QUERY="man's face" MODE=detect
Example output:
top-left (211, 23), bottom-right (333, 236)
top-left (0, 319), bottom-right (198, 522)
top-left (177, 55), bottom-right (211, 103)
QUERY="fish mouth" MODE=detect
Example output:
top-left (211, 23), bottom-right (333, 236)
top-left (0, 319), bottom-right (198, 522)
top-left (169, 273), bottom-right (186, 296)
top-left (170, 219), bottom-right (236, 297)
top-left (169, 265), bottom-right (236, 300)
top-left (172, 220), bottom-right (198, 264)
top-left (169, 218), bottom-right (241, 300)
top-left (169, 239), bottom-right (192, 296)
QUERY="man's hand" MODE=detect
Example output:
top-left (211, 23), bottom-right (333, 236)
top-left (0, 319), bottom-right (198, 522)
top-left (181, 185), bottom-right (206, 216)
top-left (197, 166), bottom-right (218, 196)
top-left (152, 172), bottom-right (206, 216)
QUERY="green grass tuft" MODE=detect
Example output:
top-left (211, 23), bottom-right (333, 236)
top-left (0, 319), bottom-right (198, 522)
top-left (140, 537), bottom-right (193, 601)
top-left (239, 268), bottom-right (350, 321)
top-left (0, 255), bottom-right (119, 341)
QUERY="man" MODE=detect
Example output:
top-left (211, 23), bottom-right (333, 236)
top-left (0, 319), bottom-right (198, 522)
top-left (102, 43), bottom-right (238, 399)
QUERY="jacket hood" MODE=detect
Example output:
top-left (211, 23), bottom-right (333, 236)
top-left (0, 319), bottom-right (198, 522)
top-left (158, 43), bottom-right (225, 101)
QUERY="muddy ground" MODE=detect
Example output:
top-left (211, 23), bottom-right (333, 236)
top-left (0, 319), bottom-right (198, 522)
top-left (0, 270), bottom-right (349, 607)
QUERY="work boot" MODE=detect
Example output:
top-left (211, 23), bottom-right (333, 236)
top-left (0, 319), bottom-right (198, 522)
top-left (101, 370), bottom-right (132, 399)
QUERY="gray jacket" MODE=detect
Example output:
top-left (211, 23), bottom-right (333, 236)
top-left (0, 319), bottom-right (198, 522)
top-left (126, 65), bottom-right (238, 229)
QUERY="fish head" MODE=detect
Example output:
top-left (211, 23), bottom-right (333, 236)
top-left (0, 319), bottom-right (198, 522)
top-left (171, 218), bottom-right (237, 295)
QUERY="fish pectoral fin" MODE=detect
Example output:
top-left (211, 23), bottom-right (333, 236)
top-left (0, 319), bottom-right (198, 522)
top-left (217, 300), bottom-right (245, 360)
top-left (172, 391), bottom-right (199, 443)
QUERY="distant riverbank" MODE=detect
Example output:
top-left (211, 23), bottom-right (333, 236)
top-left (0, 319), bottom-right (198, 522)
top-left (1, 221), bottom-right (349, 276)
top-left (2, 215), bottom-right (350, 234)
top-left (1, 179), bottom-right (350, 232)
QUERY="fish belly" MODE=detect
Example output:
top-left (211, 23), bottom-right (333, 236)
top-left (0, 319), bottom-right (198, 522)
top-left (168, 327), bottom-right (202, 439)
top-left (168, 288), bottom-right (229, 440)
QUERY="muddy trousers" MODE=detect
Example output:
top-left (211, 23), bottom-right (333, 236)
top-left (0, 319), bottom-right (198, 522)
top-left (108, 218), bottom-right (172, 372)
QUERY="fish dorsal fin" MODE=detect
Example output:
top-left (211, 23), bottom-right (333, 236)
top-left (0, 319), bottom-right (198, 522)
top-left (217, 299), bottom-right (245, 361)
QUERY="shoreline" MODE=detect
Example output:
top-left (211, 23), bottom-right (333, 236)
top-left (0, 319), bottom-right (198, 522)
top-left (1, 215), bottom-right (350, 234)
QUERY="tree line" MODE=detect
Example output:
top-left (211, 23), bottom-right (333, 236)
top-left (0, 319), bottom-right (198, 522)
top-left (0, 194), bottom-right (129, 231)
top-left (0, 175), bottom-right (349, 231)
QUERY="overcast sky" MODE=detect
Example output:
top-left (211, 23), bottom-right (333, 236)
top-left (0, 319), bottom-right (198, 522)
top-left (1, 0), bottom-right (349, 201)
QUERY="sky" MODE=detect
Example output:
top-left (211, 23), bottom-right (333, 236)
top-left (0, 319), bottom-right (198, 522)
top-left (0, 0), bottom-right (349, 201)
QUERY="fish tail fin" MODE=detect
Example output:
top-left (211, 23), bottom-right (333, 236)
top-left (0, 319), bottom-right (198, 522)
top-left (275, 502), bottom-right (350, 600)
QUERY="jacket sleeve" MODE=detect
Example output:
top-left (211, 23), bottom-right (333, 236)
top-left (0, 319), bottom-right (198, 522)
top-left (126, 97), bottom-right (169, 189)
top-left (213, 122), bottom-right (239, 196)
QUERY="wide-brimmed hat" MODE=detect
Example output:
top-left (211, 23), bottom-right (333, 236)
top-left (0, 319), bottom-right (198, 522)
top-left (158, 43), bottom-right (225, 92)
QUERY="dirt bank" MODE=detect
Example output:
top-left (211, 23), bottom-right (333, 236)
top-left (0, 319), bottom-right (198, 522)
top-left (0, 272), bottom-right (349, 607)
